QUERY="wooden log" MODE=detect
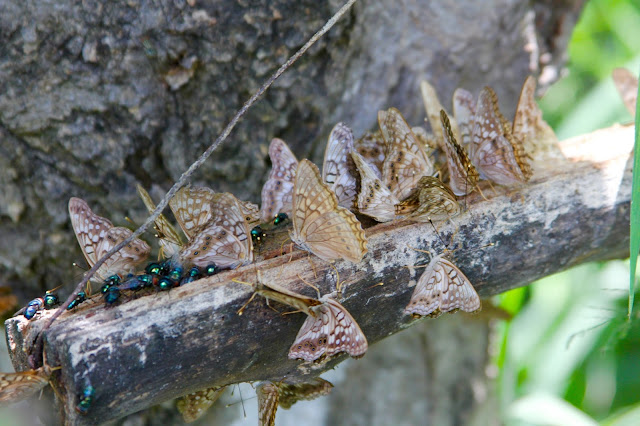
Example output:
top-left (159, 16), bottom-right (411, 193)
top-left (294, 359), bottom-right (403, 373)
top-left (4, 123), bottom-right (634, 424)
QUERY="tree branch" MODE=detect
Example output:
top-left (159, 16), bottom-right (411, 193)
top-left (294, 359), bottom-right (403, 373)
top-left (5, 124), bottom-right (633, 424)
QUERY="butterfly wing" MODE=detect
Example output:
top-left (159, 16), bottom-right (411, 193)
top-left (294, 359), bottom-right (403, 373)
top-left (277, 378), bottom-right (334, 409)
top-left (289, 298), bottom-right (368, 362)
top-left (95, 227), bottom-right (151, 278)
top-left (612, 68), bottom-right (639, 116)
top-left (379, 108), bottom-right (435, 200)
top-left (395, 176), bottom-right (460, 221)
top-left (169, 187), bottom-right (216, 239)
top-left (354, 130), bottom-right (385, 178)
top-left (453, 87), bottom-right (476, 146)
top-left (177, 386), bottom-right (226, 423)
top-left (0, 370), bottom-right (49, 406)
top-left (257, 382), bottom-right (279, 426)
top-left (136, 184), bottom-right (183, 258)
top-left (260, 138), bottom-right (298, 222)
top-left (322, 123), bottom-right (358, 208)
top-left (420, 80), bottom-right (459, 147)
top-left (404, 256), bottom-right (480, 318)
top-left (290, 160), bottom-right (367, 263)
top-left (238, 199), bottom-right (261, 228)
top-left (69, 197), bottom-right (114, 268)
top-left (351, 151), bottom-right (398, 222)
top-left (470, 87), bottom-right (532, 186)
top-left (440, 110), bottom-right (479, 196)
top-left (512, 76), bottom-right (557, 153)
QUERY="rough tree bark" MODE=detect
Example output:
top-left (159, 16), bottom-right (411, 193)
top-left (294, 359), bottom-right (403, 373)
top-left (0, 0), bottom-right (588, 425)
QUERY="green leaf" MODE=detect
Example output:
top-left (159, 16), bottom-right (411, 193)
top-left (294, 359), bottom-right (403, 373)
top-left (630, 65), bottom-right (640, 317)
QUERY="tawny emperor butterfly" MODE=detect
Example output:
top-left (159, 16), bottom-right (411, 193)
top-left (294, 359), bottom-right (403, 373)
top-left (439, 110), bottom-right (479, 196)
top-left (69, 197), bottom-right (151, 281)
top-left (420, 80), bottom-right (460, 147)
top-left (176, 189), bottom-right (254, 269)
top-left (322, 122), bottom-right (358, 208)
top-left (290, 159), bottom-right (367, 263)
top-left (236, 274), bottom-right (321, 318)
top-left (394, 176), bottom-right (461, 222)
top-left (612, 68), bottom-right (638, 116)
top-left (379, 108), bottom-right (435, 201)
top-left (289, 297), bottom-right (368, 362)
top-left (260, 138), bottom-right (298, 222)
top-left (257, 382), bottom-right (279, 426)
top-left (470, 86), bottom-right (532, 186)
top-left (256, 378), bottom-right (334, 425)
top-left (354, 130), bottom-right (385, 178)
top-left (0, 351), bottom-right (59, 406)
top-left (136, 184), bottom-right (184, 259)
top-left (351, 151), bottom-right (399, 222)
top-left (404, 254), bottom-right (480, 318)
top-left (453, 87), bottom-right (476, 146)
top-left (511, 76), bottom-right (557, 154)
top-left (177, 386), bottom-right (226, 423)
top-left (238, 200), bottom-right (261, 229)
top-left (277, 378), bottom-right (333, 409)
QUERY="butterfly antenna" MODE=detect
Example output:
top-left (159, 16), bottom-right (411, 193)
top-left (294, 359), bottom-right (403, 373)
top-left (46, 284), bottom-right (64, 294)
top-left (307, 255), bottom-right (317, 279)
top-left (297, 274), bottom-right (321, 299)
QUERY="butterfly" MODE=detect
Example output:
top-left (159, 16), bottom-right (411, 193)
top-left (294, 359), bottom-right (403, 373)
top-left (69, 197), bottom-right (151, 281)
top-left (420, 80), bottom-right (460, 148)
top-left (351, 151), bottom-right (399, 222)
top-left (394, 176), bottom-right (461, 222)
top-left (439, 110), bottom-right (479, 196)
top-left (174, 188), bottom-right (254, 269)
top-left (469, 86), bottom-right (532, 186)
top-left (404, 254), bottom-right (481, 318)
top-left (322, 122), bottom-right (358, 208)
top-left (452, 87), bottom-right (476, 146)
top-left (177, 386), bottom-right (226, 423)
top-left (290, 159), bottom-right (367, 263)
top-left (0, 351), bottom-right (59, 406)
top-left (354, 130), bottom-right (385, 178)
top-left (612, 67), bottom-right (638, 116)
top-left (238, 200), bottom-right (261, 229)
top-left (260, 138), bottom-right (298, 222)
top-left (257, 378), bottom-right (333, 426)
top-left (136, 184), bottom-right (184, 259)
top-left (289, 297), bottom-right (368, 362)
top-left (379, 108), bottom-right (435, 201)
top-left (511, 76), bottom-right (557, 153)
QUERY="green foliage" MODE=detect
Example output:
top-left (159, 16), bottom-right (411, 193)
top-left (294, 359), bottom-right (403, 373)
top-left (499, 0), bottom-right (640, 423)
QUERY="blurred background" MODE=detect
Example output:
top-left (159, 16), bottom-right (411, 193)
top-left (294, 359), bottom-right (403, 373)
top-left (499, 0), bottom-right (640, 424)
top-left (2, 0), bottom-right (640, 424)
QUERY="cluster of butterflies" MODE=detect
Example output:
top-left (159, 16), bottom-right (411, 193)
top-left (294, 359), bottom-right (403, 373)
top-left (3, 75), bottom-right (556, 424)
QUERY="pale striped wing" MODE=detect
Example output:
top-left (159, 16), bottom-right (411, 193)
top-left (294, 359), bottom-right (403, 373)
top-left (0, 369), bottom-right (49, 406)
top-left (177, 386), bottom-right (226, 423)
top-left (351, 151), bottom-right (398, 222)
top-left (169, 186), bottom-right (216, 239)
top-left (278, 378), bottom-right (334, 409)
top-left (453, 87), bottom-right (476, 146)
top-left (322, 122), bottom-right (357, 208)
top-left (439, 110), bottom-right (478, 196)
top-left (290, 160), bottom-right (367, 263)
top-left (260, 138), bottom-right (298, 222)
top-left (354, 130), bottom-right (385, 178)
top-left (394, 176), bottom-right (460, 222)
top-left (257, 382), bottom-right (279, 426)
top-left (136, 184), bottom-right (183, 258)
top-left (420, 80), bottom-right (460, 146)
top-left (512, 76), bottom-right (557, 153)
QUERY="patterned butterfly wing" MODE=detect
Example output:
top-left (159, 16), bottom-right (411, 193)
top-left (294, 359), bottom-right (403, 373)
top-left (470, 87), bottom-right (532, 186)
top-left (379, 108), bottom-right (435, 200)
top-left (354, 130), bottom-right (385, 178)
top-left (260, 138), bottom-right (298, 222)
top-left (512, 76), bottom-right (557, 153)
top-left (420, 80), bottom-right (460, 147)
top-left (179, 193), bottom-right (253, 269)
top-left (612, 67), bottom-right (639, 115)
top-left (257, 382), bottom-right (279, 426)
top-left (439, 110), bottom-right (479, 196)
top-left (0, 369), bottom-right (49, 406)
top-left (322, 122), bottom-right (358, 208)
top-left (95, 226), bottom-right (151, 278)
top-left (254, 281), bottom-right (321, 318)
top-left (453, 87), bottom-right (476, 146)
top-left (69, 198), bottom-right (150, 280)
top-left (290, 160), bottom-right (367, 263)
top-left (169, 187), bottom-right (216, 239)
top-left (177, 386), bottom-right (226, 423)
top-left (351, 151), bottom-right (398, 222)
top-left (289, 298), bottom-right (368, 362)
top-left (404, 256), bottom-right (480, 318)
top-left (238, 199), bottom-right (261, 228)
top-left (395, 176), bottom-right (460, 221)
top-left (136, 184), bottom-right (183, 258)
top-left (277, 378), bottom-right (334, 409)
